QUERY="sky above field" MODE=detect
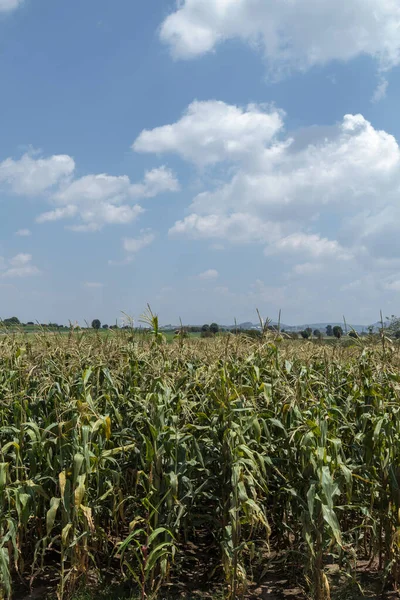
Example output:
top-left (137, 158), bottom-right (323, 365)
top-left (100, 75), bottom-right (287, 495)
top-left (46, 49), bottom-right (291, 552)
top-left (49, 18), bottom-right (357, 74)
top-left (2, 0), bottom-right (400, 326)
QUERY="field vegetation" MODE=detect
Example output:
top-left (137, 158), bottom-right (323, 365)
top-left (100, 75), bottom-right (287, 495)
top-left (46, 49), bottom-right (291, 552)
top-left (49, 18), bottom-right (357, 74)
top-left (1, 320), bottom-right (400, 599)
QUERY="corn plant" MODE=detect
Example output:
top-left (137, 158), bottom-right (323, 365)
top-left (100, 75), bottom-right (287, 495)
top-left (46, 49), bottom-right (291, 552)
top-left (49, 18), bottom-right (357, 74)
top-left (0, 328), bottom-right (400, 599)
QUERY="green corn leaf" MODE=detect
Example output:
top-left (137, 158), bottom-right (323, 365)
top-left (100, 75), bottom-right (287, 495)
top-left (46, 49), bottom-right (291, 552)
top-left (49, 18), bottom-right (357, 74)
top-left (322, 504), bottom-right (342, 546)
top-left (307, 483), bottom-right (316, 520)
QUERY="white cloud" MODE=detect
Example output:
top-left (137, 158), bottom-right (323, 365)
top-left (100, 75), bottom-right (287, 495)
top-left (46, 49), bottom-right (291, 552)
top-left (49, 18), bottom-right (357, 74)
top-left (43, 168), bottom-right (177, 208)
top-left (36, 168), bottom-right (177, 231)
top-left (36, 205), bottom-right (78, 224)
top-left (130, 166), bottom-right (180, 197)
top-left (0, 0), bottom-right (23, 13)
top-left (123, 230), bottom-right (155, 253)
top-left (151, 103), bottom-right (400, 262)
top-left (137, 98), bottom-right (400, 311)
top-left (197, 269), bottom-right (219, 280)
top-left (160, 0), bottom-right (400, 76)
top-left (0, 150), bottom-right (178, 232)
top-left (109, 230), bottom-right (154, 266)
top-left (372, 78), bottom-right (389, 103)
top-left (169, 213), bottom-right (284, 243)
top-left (55, 174), bottom-right (133, 205)
top-left (0, 153), bottom-right (75, 195)
top-left (263, 233), bottom-right (353, 280)
top-left (67, 205), bottom-right (144, 232)
top-left (133, 100), bottom-right (284, 166)
top-left (2, 265), bottom-right (39, 278)
top-left (139, 105), bottom-right (400, 244)
top-left (0, 253), bottom-right (40, 278)
top-left (186, 113), bottom-right (400, 223)
top-left (15, 228), bottom-right (31, 237)
top-left (265, 233), bottom-right (351, 261)
top-left (10, 253), bottom-right (31, 267)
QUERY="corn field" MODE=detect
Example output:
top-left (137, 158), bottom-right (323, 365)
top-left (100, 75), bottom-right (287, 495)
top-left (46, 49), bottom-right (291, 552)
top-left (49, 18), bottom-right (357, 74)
top-left (1, 328), bottom-right (400, 599)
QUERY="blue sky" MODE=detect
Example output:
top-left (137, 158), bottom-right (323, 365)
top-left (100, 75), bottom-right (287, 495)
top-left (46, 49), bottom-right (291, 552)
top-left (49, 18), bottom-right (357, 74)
top-left (1, 0), bottom-right (400, 326)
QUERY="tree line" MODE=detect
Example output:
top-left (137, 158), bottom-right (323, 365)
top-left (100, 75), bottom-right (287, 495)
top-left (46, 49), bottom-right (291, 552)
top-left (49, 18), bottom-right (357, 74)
top-left (299, 325), bottom-right (344, 339)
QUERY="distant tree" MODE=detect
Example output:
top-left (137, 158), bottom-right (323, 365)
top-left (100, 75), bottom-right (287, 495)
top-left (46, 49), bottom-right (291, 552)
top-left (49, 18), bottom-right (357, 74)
top-left (92, 319), bottom-right (101, 330)
top-left (301, 330), bottom-right (310, 339)
top-left (305, 327), bottom-right (312, 337)
top-left (326, 325), bottom-right (333, 337)
top-left (102, 324), bottom-right (109, 329)
top-left (201, 324), bottom-right (210, 332)
top-left (333, 326), bottom-right (343, 339)
top-left (348, 331), bottom-right (358, 339)
top-left (210, 323), bottom-right (219, 334)
top-left (201, 330), bottom-right (214, 338)
top-left (3, 316), bottom-right (20, 326)
top-left (313, 329), bottom-right (322, 339)
top-left (27, 321), bottom-right (34, 326)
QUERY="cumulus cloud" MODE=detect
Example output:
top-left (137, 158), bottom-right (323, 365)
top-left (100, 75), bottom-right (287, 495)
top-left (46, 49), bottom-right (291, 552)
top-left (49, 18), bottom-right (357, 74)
top-left (32, 166), bottom-right (177, 231)
top-left (54, 168), bottom-right (178, 206)
top-left (55, 174), bottom-right (133, 206)
top-left (133, 100), bottom-right (284, 166)
top-left (136, 98), bottom-right (400, 299)
top-left (68, 205), bottom-right (144, 233)
top-left (10, 253), bottom-right (31, 267)
top-left (0, 153), bottom-right (75, 195)
top-left (263, 233), bottom-right (353, 279)
top-left (15, 229), bottom-right (31, 236)
top-left (185, 113), bottom-right (400, 224)
top-left (139, 106), bottom-right (400, 235)
top-left (0, 253), bottom-right (40, 278)
top-left (0, 148), bottom-right (178, 231)
top-left (264, 233), bottom-right (351, 261)
top-left (160, 0), bottom-right (400, 76)
top-left (130, 166), bottom-right (180, 197)
top-left (154, 104), bottom-right (400, 248)
top-left (123, 230), bottom-right (155, 253)
top-left (36, 205), bottom-right (78, 224)
top-left (170, 213), bottom-right (284, 244)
